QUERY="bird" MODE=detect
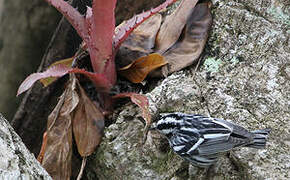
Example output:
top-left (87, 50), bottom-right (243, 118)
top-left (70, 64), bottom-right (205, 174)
top-left (152, 112), bottom-right (271, 167)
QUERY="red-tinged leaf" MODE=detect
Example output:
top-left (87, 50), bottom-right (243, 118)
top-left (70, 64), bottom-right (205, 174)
top-left (155, 0), bottom-right (198, 54)
top-left (118, 53), bottom-right (167, 83)
top-left (113, 93), bottom-right (151, 126)
top-left (44, 0), bottom-right (89, 44)
top-left (113, 0), bottom-right (178, 50)
top-left (42, 78), bottom-right (79, 180)
top-left (73, 82), bottom-right (104, 157)
top-left (17, 65), bottom-right (112, 96)
top-left (17, 64), bottom-right (72, 96)
top-left (78, 7), bottom-right (93, 51)
top-left (40, 57), bottom-right (74, 87)
top-left (89, 0), bottom-right (116, 74)
top-left (85, 6), bottom-right (93, 27)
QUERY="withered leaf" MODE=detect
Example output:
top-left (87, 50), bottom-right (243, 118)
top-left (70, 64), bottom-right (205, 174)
top-left (150, 2), bottom-right (212, 77)
top-left (155, 0), bottom-right (198, 54)
top-left (37, 132), bottom-right (47, 163)
top-left (113, 93), bottom-right (151, 126)
top-left (113, 0), bottom-right (178, 50)
top-left (118, 53), bottom-right (167, 83)
top-left (73, 82), bottom-right (105, 157)
top-left (42, 77), bottom-right (79, 180)
top-left (116, 14), bottom-right (162, 68)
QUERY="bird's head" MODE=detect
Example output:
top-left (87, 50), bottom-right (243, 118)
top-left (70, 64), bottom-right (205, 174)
top-left (151, 113), bottom-right (184, 137)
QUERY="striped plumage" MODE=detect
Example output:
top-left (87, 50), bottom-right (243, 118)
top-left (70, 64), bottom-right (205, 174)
top-left (155, 113), bottom-right (270, 167)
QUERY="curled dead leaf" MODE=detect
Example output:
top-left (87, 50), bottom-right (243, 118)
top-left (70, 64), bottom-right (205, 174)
top-left (37, 132), bottom-right (47, 163)
top-left (115, 1), bottom-right (212, 80)
top-left (118, 53), bottom-right (167, 83)
top-left (113, 0), bottom-right (178, 50)
top-left (150, 2), bottom-right (212, 77)
top-left (73, 82), bottom-right (105, 157)
top-left (40, 75), bottom-right (105, 179)
top-left (42, 77), bottom-right (79, 180)
top-left (113, 93), bottom-right (151, 126)
top-left (116, 14), bottom-right (162, 68)
top-left (155, 0), bottom-right (198, 54)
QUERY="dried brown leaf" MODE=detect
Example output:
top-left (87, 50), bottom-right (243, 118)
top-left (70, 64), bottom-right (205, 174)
top-left (42, 77), bottom-right (79, 180)
top-left (118, 53), bottom-right (167, 83)
top-left (116, 14), bottom-right (162, 68)
top-left (73, 83), bottom-right (105, 157)
top-left (112, 93), bottom-right (151, 126)
top-left (155, 0), bottom-right (198, 54)
top-left (37, 132), bottom-right (47, 163)
top-left (151, 2), bottom-right (212, 77)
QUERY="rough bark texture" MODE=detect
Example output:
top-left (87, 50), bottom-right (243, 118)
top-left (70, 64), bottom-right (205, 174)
top-left (0, 113), bottom-right (51, 179)
top-left (0, 0), bottom-right (3, 20)
top-left (0, 0), bottom-right (61, 120)
top-left (85, 0), bottom-right (290, 179)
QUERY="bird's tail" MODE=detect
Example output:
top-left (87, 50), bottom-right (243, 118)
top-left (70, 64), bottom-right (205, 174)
top-left (246, 128), bottom-right (271, 149)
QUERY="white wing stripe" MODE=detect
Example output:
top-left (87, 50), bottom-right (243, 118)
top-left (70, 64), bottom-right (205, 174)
top-left (173, 145), bottom-right (185, 151)
top-left (187, 138), bottom-right (204, 154)
top-left (204, 133), bottom-right (230, 139)
top-left (212, 118), bottom-right (232, 131)
top-left (161, 128), bottom-right (174, 134)
top-left (180, 127), bottom-right (197, 133)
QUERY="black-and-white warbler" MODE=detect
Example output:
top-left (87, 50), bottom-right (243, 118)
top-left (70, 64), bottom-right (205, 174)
top-left (152, 112), bottom-right (270, 167)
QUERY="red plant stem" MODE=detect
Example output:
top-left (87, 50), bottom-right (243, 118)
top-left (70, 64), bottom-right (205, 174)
top-left (90, 0), bottom-right (117, 75)
top-left (44, 0), bottom-right (89, 43)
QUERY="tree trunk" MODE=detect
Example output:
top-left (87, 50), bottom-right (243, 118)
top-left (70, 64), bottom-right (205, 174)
top-left (0, 0), bottom-right (61, 120)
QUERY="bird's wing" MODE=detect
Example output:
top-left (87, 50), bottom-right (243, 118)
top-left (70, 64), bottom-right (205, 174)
top-left (214, 118), bottom-right (253, 140)
top-left (170, 114), bottom-right (233, 155)
top-left (198, 136), bottom-right (248, 155)
top-left (195, 116), bottom-right (252, 155)
top-left (169, 114), bottom-right (253, 156)
top-left (170, 127), bottom-right (200, 155)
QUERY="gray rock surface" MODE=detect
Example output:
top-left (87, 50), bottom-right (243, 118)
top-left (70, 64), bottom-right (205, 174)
top-left (0, 0), bottom-right (3, 20)
top-left (0, 113), bottom-right (51, 179)
top-left (86, 0), bottom-right (289, 179)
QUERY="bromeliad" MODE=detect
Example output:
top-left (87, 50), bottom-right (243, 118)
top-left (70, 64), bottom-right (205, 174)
top-left (17, 0), bottom-right (179, 96)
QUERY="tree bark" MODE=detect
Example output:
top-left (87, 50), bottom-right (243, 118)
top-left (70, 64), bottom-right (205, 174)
top-left (0, 0), bottom-right (61, 120)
